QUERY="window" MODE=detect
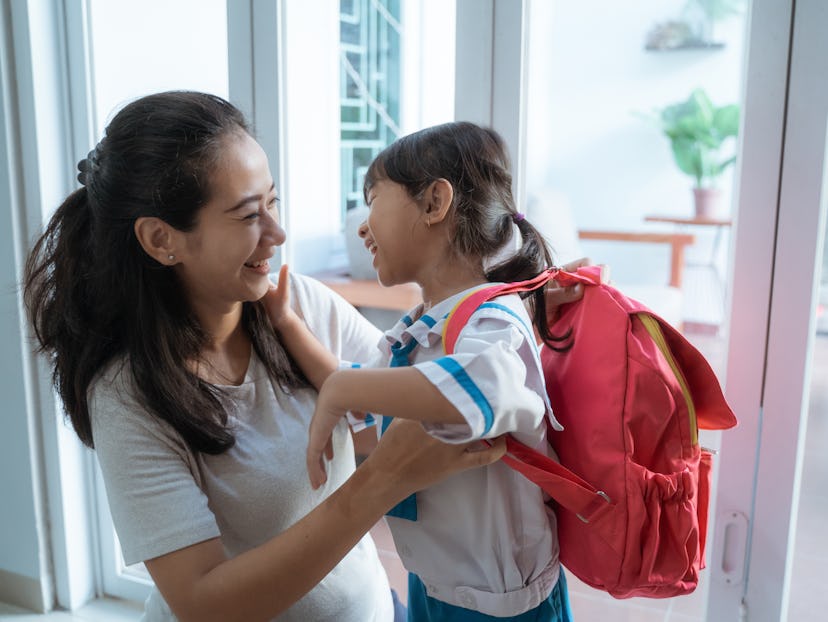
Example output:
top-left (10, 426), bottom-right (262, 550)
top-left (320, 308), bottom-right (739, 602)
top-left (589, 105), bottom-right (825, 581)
top-left (84, 0), bottom-right (229, 601)
top-left (61, 0), bottom-right (455, 605)
top-left (339, 0), bottom-right (402, 217)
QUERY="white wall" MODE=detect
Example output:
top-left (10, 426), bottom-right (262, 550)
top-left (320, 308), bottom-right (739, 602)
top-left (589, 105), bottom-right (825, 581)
top-left (0, 122), bottom-right (45, 606)
top-left (0, 0), bottom-right (53, 612)
top-left (525, 0), bottom-right (746, 284)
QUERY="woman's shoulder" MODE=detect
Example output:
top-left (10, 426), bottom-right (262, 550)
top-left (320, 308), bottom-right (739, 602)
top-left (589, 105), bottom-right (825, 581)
top-left (87, 356), bottom-right (184, 447)
top-left (89, 355), bottom-right (133, 404)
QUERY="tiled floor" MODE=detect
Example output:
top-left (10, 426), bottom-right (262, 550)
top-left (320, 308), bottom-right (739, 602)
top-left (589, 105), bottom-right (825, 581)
top-left (3, 332), bottom-right (826, 621)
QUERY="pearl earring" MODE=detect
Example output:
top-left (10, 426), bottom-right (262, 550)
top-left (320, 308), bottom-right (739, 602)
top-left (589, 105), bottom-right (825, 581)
top-left (168, 254), bottom-right (175, 261)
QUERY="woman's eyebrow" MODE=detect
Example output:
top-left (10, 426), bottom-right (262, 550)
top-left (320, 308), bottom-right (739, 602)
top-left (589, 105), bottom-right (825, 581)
top-left (225, 182), bottom-right (276, 212)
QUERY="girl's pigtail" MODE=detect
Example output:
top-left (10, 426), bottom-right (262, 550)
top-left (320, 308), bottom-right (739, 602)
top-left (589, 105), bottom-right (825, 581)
top-left (485, 215), bottom-right (571, 351)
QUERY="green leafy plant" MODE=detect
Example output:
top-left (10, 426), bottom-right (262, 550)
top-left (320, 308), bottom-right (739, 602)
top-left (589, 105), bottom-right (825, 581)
top-left (657, 88), bottom-right (740, 188)
top-left (686, 0), bottom-right (745, 23)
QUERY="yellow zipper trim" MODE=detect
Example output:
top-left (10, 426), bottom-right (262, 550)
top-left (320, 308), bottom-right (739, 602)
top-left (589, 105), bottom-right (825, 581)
top-left (637, 313), bottom-right (698, 446)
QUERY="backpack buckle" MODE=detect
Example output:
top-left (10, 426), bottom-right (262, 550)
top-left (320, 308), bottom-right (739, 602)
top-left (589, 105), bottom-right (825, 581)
top-left (576, 491), bottom-right (612, 524)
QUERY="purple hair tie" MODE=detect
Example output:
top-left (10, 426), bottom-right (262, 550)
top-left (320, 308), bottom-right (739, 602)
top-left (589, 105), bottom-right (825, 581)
top-left (512, 212), bottom-right (525, 223)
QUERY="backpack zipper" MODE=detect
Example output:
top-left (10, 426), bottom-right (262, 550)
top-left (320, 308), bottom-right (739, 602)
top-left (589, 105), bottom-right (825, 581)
top-left (637, 313), bottom-right (698, 446)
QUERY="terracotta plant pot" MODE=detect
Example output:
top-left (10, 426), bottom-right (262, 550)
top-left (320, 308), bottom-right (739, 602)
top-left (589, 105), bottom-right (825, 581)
top-left (693, 187), bottom-right (722, 219)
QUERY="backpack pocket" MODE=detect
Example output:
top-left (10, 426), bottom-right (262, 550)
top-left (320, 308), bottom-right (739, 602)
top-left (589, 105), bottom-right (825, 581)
top-left (623, 460), bottom-right (701, 597)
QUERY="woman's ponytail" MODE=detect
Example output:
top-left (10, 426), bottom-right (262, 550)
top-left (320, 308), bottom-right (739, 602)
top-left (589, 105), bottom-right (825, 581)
top-left (24, 187), bottom-right (102, 446)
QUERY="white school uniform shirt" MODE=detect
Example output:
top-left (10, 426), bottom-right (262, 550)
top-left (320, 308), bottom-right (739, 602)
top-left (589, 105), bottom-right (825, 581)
top-left (353, 284), bottom-right (565, 618)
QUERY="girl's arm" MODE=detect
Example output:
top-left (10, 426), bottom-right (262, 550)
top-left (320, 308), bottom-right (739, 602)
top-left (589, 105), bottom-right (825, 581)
top-left (307, 366), bottom-right (465, 488)
top-left (264, 264), bottom-right (338, 390)
top-left (145, 418), bottom-right (505, 622)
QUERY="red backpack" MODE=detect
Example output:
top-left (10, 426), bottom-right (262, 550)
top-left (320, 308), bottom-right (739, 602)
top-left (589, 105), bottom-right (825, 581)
top-left (443, 265), bottom-right (737, 599)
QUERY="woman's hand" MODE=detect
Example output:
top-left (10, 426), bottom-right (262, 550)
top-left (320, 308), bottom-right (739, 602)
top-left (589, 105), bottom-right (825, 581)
top-left (363, 418), bottom-right (507, 499)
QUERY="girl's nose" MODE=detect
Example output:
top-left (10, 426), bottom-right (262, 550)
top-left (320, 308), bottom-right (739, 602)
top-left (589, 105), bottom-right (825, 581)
top-left (357, 220), bottom-right (369, 239)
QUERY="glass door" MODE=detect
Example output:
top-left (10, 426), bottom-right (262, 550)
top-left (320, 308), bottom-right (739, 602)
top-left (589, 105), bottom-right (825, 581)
top-left (522, 1), bottom-right (751, 617)
top-left (517, 0), bottom-right (827, 619)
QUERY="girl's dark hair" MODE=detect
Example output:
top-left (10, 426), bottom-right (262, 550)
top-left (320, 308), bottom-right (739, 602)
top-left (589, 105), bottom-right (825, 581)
top-left (363, 121), bottom-right (566, 348)
top-left (24, 91), bottom-right (307, 454)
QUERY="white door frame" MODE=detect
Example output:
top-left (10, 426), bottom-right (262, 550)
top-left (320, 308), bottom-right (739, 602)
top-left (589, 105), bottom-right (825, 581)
top-left (715, 0), bottom-right (828, 619)
top-left (707, 0), bottom-right (795, 616)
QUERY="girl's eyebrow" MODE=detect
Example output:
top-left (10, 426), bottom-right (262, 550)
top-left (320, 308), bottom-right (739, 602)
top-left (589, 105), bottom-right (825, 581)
top-left (225, 182), bottom-right (276, 212)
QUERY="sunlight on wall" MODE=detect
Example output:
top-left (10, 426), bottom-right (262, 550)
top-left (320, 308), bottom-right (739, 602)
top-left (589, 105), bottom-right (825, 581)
top-left (88, 0), bottom-right (228, 132)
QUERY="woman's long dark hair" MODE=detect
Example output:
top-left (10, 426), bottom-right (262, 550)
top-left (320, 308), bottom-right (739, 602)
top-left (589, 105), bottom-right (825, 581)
top-left (24, 91), bottom-right (307, 454)
top-left (363, 121), bottom-right (566, 348)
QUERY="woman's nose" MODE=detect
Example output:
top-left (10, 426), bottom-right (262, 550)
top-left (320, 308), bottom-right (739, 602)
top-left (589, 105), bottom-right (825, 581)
top-left (264, 210), bottom-right (286, 246)
top-left (358, 220), bottom-right (369, 239)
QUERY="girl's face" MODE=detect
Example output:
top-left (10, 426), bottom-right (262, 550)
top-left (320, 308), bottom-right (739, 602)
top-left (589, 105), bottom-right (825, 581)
top-left (362, 179), bottom-right (429, 286)
top-left (175, 131), bottom-right (285, 315)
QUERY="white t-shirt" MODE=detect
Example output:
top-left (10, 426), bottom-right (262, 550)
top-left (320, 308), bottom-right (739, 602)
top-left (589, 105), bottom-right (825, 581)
top-left (363, 285), bottom-right (564, 618)
top-left (89, 274), bottom-right (393, 622)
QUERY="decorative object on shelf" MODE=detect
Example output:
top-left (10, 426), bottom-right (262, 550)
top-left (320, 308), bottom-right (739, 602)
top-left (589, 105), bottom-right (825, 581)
top-left (344, 205), bottom-right (376, 279)
top-left (650, 88), bottom-right (740, 219)
top-left (644, 0), bottom-right (744, 51)
top-left (645, 21), bottom-right (723, 51)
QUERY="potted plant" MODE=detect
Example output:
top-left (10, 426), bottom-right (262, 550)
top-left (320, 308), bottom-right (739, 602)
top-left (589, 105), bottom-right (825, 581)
top-left (657, 88), bottom-right (740, 218)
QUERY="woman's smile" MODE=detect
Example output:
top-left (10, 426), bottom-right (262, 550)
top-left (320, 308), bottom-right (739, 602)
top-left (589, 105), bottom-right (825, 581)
top-left (243, 258), bottom-right (271, 274)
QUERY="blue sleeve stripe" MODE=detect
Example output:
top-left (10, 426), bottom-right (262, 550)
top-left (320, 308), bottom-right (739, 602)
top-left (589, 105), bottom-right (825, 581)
top-left (363, 413), bottom-right (375, 426)
top-left (432, 357), bottom-right (494, 435)
top-left (419, 314), bottom-right (437, 328)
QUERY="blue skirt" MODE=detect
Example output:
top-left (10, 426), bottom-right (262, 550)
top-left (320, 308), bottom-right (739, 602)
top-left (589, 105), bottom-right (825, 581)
top-left (406, 569), bottom-right (573, 621)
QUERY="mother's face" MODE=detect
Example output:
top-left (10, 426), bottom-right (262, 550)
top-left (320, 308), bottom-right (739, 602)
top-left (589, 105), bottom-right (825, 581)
top-left (174, 131), bottom-right (285, 315)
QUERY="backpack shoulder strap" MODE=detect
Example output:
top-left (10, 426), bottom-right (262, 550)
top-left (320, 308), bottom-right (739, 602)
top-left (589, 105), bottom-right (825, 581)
top-left (443, 266), bottom-right (601, 354)
top-left (443, 265), bottom-right (618, 534)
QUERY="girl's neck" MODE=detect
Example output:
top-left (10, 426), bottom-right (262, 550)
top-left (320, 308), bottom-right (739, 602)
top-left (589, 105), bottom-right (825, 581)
top-left (418, 264), bottom-right (487, 310)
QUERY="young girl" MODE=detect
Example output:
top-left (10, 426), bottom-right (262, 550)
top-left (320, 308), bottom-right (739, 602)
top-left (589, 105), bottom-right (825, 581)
top-left (268, 121), bottom-right (574, 621)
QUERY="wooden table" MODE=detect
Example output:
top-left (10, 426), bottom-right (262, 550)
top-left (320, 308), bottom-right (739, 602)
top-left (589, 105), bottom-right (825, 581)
top-left (312, 271), bottom-right (421, 312)
top-left (644, 215), bottom-right (732, 273)
top-left (644, 214), bottom-right (733, 326)
top-left (644, 214), bottom-right (732, 228)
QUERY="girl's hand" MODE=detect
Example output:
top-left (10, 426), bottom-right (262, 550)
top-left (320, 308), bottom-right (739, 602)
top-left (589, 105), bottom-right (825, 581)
top-left (306, 379), bottom-right (349, 489)
top-left (544, 257), bottom-right (597, 323)
top-left (263, 264), bottom-right (299, 330)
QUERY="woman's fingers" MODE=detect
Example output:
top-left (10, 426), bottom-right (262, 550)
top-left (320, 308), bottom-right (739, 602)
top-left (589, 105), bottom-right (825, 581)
top-left (365, 419), bottom-right (506, 498)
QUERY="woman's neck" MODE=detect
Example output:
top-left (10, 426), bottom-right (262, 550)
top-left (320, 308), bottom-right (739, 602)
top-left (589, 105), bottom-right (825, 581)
top-left (190, 302), bottom-right (252, 385)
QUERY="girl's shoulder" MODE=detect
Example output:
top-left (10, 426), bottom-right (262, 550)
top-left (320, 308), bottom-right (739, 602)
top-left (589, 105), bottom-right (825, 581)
top-left (464, 290), bottom-right (532, 328)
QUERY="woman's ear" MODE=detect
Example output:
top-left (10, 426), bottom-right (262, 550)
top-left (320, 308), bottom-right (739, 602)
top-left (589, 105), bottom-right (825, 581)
top-left (134, 217), bottom-right (180, 265)
top-left (424, 178), bottom-right (453, 225)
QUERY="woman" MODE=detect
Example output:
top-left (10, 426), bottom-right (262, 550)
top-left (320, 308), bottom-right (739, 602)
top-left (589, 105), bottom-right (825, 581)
top-left (23, 90), bottom-right (508, 622)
